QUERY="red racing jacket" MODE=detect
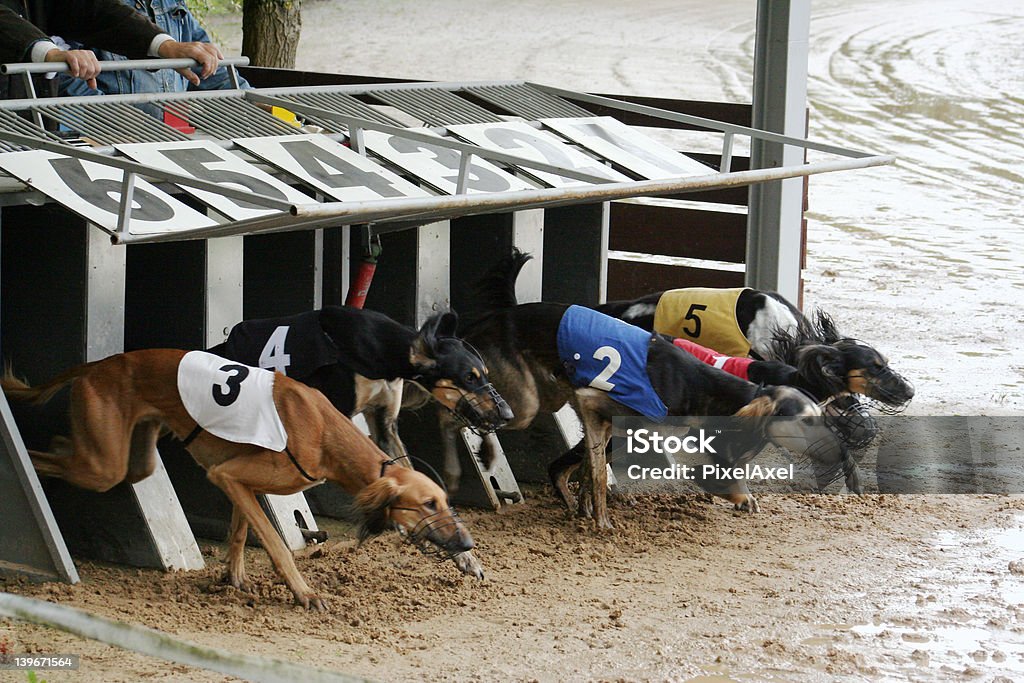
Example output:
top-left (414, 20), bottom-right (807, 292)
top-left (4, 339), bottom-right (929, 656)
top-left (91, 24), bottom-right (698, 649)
top-left (672, 338), bottom-right (753, 381)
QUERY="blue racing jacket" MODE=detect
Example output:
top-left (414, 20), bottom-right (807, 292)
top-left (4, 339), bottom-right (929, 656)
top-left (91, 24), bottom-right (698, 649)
top-left (556, 305), bottom-right (668, 421)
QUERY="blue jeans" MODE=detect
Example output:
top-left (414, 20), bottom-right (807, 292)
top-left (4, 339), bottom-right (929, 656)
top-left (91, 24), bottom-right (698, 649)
top-left (58, 0), bottom-right (249, 117)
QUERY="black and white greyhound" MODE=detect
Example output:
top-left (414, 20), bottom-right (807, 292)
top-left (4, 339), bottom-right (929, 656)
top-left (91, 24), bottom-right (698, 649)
top-left (596, 288), bottom-right (915, 414)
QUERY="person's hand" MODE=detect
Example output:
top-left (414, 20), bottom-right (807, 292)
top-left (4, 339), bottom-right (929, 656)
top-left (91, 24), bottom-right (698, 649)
top-left (44, 48), bottom-right (100, 89)
top-left (158, 40), bottom-right (223, 85)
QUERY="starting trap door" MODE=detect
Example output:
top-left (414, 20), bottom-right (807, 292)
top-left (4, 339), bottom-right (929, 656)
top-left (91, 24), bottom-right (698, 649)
top-left (0, 392), bottom-right (78, 583)
top-left (0, 68), bottom-right (893, 571)
top-left (0, 215), bottom-right (203, 576)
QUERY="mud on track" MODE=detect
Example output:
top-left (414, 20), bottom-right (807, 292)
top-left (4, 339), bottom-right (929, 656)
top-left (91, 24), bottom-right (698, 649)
top-left (3, 489), bottom-right (1023, 681)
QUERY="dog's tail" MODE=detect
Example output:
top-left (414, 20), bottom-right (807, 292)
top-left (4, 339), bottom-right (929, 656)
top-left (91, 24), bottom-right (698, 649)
top-left (474, 248), bottom-right (533, 311)
top-left (1, 361), bottom-right (96, 406)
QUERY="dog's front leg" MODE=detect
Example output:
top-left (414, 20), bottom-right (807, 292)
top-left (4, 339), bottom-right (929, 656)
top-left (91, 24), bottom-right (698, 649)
top-left (438, 410), bottom-right (462, 493)
top-left (207, 457), bottom-right (327, 611)
top-left (365, 380), bottom-right (411, 463)
top-left (726, 480), bottom-right (760, 513)
top-left (575, 400), bottom-right (613, 530)
top-left (224, 505), bottom-right (253, 593)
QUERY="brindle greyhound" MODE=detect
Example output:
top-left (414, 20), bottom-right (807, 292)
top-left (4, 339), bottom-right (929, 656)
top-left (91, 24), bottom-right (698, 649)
top-left (3, 349), bottom-right (481, 611)
top-left (440, 251), bottom-right (847, 528)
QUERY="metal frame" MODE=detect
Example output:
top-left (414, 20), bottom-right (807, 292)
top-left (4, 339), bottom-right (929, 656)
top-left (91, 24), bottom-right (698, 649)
top-left (0, 68), bottom-right (893, 247)
top-left (747, 0), bottom-right (811, 302)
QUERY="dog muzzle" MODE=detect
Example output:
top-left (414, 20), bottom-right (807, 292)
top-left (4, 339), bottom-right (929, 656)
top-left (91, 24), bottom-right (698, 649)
top-left (393, 508), bottom-right (474, 561)
top-left (453, 383), bottom-right (513, 434)
top-left (862, 367), bottom-right (915, 414)
top-left (822, 395), bottom-right (880, 450)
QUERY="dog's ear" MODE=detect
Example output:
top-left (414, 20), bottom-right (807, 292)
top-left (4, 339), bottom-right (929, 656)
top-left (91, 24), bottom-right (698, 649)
top-left (813, 310), bottom-right (842, 344)
top-left (354, 477), bottom-right (402, 542)
top-left (433, 311), bottom-right (458, 338)
top-left (796, 344), bottom-right (846, 395)
top-left (734, 394), bottom-right (776, 418)
top-left (409, 311), bottom-right (459, 371)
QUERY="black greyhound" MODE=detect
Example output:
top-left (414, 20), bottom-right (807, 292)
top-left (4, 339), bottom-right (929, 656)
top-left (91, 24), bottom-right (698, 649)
top-left (209, 307), bottom-right (512, 464)
top-left (442, 250), bottom-right (849, 529)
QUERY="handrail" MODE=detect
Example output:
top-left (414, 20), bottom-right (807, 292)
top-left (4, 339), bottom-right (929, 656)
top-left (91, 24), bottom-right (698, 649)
top-left (1, 56), bottom-right (250, 75)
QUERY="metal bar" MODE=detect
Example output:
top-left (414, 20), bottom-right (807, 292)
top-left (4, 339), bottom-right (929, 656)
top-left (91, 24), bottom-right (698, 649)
top-left (1, 56), bottom-right (250, 75)
top-left (455, 150), bottom-right (472, 194)
top-left (746, 0), bottom-right (812, 303)
top-left (0, 130), bottom-right (295, 211)
top-left (349, 125), bottom-right (365, 154)
top-left (116, 171), bottom-right (136, 237)
top-left (721, 132), bottom-right (735, 173)
top-left (113, 153), bottom-right (895, 245)
top-left (20, 73), bottom-right (44, 127)
top-left (250, 79), bottom-right (525, 98)
top-left (0, 87), bottom-right (244, 111)
top-left (244, 91), bottom-right (617, 184)
top-left (0, 593), bottom-right (370, 683)
top-left (531, 82), bottom-right (878, 159)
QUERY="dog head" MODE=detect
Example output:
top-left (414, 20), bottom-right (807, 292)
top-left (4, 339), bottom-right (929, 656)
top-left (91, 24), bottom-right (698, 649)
top-left (736, 385), bottom-right (844, 467)
top-left (354, 466), bottom-right (480, 575)
top-left (834, 339), bottom-right (915, 413)
top-left (794, 341), bottom-right (914, 413)
top-left (409, 311), bottom-right (513, 432)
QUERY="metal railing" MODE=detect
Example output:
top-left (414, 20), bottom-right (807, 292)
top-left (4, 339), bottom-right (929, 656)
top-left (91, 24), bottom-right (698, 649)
top-left (0, 59), bottom-right (895, 244)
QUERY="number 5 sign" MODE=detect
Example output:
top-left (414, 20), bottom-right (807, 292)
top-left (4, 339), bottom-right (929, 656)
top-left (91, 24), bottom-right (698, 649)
top-left (117, 140), bottom-right (314, 221)
top-left (0, 149), bottom-right (216, 235)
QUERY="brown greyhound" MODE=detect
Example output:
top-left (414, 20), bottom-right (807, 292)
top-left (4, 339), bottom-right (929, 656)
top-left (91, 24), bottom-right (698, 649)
top-left (2, 348), bottom-right (479, 611)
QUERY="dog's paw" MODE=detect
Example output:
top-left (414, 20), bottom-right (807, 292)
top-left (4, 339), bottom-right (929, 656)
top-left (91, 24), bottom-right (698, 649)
top-left (594, 515), bottom-right (615, 531)
top-left (295, 592), bottom-right (328, 612)
top-left (453, 551), bottom-right (485, 580)
top-left (733, 495), bottom-right (760, 513)
top-left (223, 572), bottom-right (255, 594)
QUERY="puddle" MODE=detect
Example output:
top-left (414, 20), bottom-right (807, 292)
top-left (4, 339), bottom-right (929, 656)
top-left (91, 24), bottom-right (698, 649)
top-left (825, 517), bottom-right (1024, 678)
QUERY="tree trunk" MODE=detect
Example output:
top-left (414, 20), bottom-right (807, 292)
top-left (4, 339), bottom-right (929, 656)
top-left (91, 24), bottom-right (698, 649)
top-left (241, 0), bottom-right (302, 68)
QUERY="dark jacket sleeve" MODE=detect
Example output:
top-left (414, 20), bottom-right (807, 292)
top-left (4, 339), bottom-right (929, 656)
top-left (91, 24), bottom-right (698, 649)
top-left (0, 0), bottom-right (163, 66)
top-left (0, 5), bottom-right (48, 64)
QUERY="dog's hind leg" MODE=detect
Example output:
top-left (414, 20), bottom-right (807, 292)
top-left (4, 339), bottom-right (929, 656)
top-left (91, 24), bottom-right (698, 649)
top-left (206, 455), bottom-right (326, 611)
top-left (30, 379), bottom-right (134, 491)
top-left (223, 504), bottom-right (254, 592)
top-left (125, 420), bottom-right (161, 484)
top-left (548, 443), bottom-right (584, 512)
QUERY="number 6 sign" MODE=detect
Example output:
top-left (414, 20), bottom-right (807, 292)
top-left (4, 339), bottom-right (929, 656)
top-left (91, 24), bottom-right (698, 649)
top-left (0, 149), bottom-right (216, 235)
